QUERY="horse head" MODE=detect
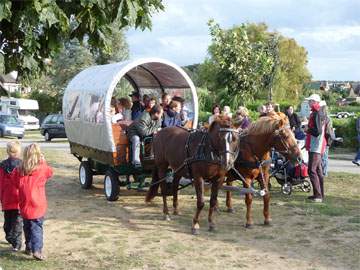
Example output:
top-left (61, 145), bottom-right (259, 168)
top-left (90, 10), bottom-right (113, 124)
top-left (208, 115), bottom-right (239, 170)
top-left (246, 112), bottom-right (302, 164)
top-left (269, 112), bottom-right (302, 164)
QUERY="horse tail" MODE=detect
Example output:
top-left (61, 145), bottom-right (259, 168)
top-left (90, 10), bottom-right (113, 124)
top-left (145, 167), bottom-right (160, 202)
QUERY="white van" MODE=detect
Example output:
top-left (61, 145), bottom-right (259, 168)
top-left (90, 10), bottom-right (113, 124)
top-left (0, 97), bottom-right (40, 130)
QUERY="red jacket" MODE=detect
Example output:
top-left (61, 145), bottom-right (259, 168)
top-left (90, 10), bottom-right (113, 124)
top-left (0, 158), bottom-right (21, 211)
top-left (14, 161), bottom-right (53, 219)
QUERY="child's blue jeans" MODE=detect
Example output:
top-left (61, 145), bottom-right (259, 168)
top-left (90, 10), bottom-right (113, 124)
top-left (23, 217), bottom-right (44, 253)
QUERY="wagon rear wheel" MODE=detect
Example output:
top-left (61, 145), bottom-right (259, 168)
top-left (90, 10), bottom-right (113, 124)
top-left (79, 161), bottom-right (93, 189)
top-left (104, 170), bottom-right (120, 201)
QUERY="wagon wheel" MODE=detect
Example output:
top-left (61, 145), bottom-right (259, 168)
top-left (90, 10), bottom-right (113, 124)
top-left (79, 161), bottom-right (93, 189)
top-left (104, 170), bottom-right (120, 201)
top-left (301, 179), bottom-right (312, 193)
top-left (281, 183), bottom-right (292, 195)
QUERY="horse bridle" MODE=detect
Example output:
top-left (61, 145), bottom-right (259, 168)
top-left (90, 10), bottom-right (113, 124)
top-left (217, 128), bottom-right (240, 160)
top-left (273, 127), bottom-right (300, 161)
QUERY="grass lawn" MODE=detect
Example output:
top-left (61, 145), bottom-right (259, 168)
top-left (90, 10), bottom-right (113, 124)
top-left (0, 149), bottom-right (359, 270)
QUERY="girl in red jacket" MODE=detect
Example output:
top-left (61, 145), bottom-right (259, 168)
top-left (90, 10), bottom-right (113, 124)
top-left (14, 143), bottom-right (53, 261)
top-left (0, 141), bottom-right (22, 251)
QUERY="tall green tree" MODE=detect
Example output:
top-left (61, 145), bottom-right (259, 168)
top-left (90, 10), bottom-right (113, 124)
top-left (0, 0), bottom-right (163, 76)
top-left (204, 20), bottom-right (275, 108)
top-left (272, 38), bottom-right (311, 101)
top-left (94, 23), bottom-right (129, 64)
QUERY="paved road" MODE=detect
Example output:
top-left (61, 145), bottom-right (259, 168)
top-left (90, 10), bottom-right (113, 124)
top-left (328, 158), bottom-right (359, 174)
top-left (0, 138), bottom-right (70, 150)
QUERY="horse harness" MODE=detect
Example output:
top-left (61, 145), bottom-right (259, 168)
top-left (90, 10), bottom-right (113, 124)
top-left (148, 127), bottom-right (238, 188)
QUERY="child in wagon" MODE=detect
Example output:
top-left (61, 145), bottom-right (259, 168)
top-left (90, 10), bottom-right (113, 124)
top-left (14, 143), bottom-right (53, 260)
top-left (0, 141), bottom-right (23, 251)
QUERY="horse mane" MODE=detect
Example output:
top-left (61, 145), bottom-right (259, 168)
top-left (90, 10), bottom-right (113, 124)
top-left (208, 115), bottom-right (232, 132)
top-left (246, 112), bottom-right (288, 135)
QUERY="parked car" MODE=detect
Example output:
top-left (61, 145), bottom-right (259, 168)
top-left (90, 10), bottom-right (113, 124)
top-left (0, 113), bottom-right (25, 139)
top-left (335, 112), bottom-right (355, 119)
top-left (40, 114), bottom-right (67, 141)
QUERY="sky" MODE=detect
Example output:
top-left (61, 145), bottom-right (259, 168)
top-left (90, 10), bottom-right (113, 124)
top-left (126, 0), bottom-right (360, 81)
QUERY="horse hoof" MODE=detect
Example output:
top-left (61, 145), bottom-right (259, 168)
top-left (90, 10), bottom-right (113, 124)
top-left (227, 208), bottom-right (235, 213)
top-left (209, 225), bottom-right (216, 232)
top-left (245, 223), bottom-right (253, 229)
top-left (191, 228), bottom-right (200, 235)
top-left (264, 220), bottom-right (272, 226)
top-left (164, 215), bottom-right (171, 221)
top-left (173, 210), bottom-right (180, 216)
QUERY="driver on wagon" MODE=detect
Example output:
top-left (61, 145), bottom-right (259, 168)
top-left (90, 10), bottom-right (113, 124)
top-left (127, 105), bottom-right (163, 168)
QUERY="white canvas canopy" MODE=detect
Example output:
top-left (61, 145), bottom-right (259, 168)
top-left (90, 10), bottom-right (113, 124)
top-left (63, 58), bottom-right (198, 153)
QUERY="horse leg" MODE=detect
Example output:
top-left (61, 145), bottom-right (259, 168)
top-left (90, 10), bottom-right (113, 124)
top-left (172, 174), bottom-right (181, 215)
top-left (209, 177), bottom-right (223, 231)
top-left (225, 176), bottom-right (234, 213)
top-left (262, 173), bottom-right (272, 225)
top-left (158, 166), bottom-right (170, 221)
top-left (192, 176), bottom-right (205, 235)
top-left (245, 178), bottom-right (254, 228)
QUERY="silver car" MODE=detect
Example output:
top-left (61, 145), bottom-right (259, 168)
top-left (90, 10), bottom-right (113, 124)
top-left (0, 114), bottom-right (25, 139)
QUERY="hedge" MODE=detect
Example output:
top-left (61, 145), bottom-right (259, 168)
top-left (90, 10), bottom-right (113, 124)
top-left (332, 117), bottom-right (358, 150)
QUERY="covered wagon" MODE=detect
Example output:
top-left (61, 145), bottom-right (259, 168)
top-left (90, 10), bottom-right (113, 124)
top-left (62, 58), bottom-right (199, 201)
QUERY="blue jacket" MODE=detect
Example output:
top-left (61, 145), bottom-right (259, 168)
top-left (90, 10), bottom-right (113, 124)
top-left (162, 109), bottom-right (182, 128)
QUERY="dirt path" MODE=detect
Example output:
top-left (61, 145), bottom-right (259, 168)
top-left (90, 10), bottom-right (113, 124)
top-left (0, 150), bottom-right (359, 270)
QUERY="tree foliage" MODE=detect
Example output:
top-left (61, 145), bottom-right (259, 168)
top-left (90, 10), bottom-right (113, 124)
top-left (204, 20), bottom-right (276, 108)
top-left (0, 0), bottom-right (163, 76)
top-left (195, 21), bottom-right (311, 109)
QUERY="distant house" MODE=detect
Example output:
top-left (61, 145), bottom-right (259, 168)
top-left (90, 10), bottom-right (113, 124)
top-left (0, 71), bottom-right (21, 94)
top-left (319, 81), bottom-right (330, 91)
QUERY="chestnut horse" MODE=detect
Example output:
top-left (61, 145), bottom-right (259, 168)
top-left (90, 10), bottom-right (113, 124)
top-left (226, 112), bottom-right (302, 227)
top-left (146, 117), bottom-right (239, 234)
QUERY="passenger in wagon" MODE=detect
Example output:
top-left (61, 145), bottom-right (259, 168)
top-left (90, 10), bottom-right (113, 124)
top-left (144, 96), bottom-right (156, 112)
top-left (161, 93), bottom-right (171, 112)
top-left (172, 96), bottom-right (188, 125)
top-left (129, 91), bottom-right (144, 120)
top-left (127, 105), bottom-right (163, 168)
top-left (117, 98), bottom-right (132, 121)
top-left (162, 100), bottom-right (182, 128)
top-left (110, 105), bottom-right (123, 124)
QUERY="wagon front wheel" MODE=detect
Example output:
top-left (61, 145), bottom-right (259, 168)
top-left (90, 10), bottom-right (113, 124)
top-left (104, 170), bottom-right (120, 201)
top-left (79, 161), bottom-right (93, 189)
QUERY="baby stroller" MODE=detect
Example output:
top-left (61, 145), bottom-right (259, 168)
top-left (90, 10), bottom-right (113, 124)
top-left (270, 153), bottom-right (311, 195)
top-left (270, 136), bottom-right (311, 195)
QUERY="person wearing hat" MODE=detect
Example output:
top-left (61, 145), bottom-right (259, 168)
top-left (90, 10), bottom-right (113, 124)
top-left (129, 91), bottom-right (144, 120)
top-left (305, 94), bottom-right (327, 203)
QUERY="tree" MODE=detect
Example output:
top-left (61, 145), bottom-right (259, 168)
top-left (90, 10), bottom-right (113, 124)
top-left (0, 0), bottom-right (164, 76)
top-left (272, 38), bottom-right (311, 101)
top-left (94, 23), bottom-right (129, 64)
top-left (196, 22), bottom-right (311, 108)
top-left (204, 20), bottom-right (275, 108)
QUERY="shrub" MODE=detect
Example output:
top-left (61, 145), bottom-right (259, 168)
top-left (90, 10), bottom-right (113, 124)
top-left (332, 117), bottom-right (358, 150)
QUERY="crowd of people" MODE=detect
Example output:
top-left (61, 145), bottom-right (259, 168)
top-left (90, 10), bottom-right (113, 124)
top-left (206, 94), bottom-right (354, 203)
top-left (111, 92), bottom-right (189, 168)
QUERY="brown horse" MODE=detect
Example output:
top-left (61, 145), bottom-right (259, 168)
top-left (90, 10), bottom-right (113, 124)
top-left (226, 112), bottom-right (302, 227)
top-left (146, 117), bottom-right (239, 234)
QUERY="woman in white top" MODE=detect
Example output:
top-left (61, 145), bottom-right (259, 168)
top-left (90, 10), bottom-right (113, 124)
top-left (208, 104), bottom-right (221, 125)
top-left (223, 105), bottom-right (232, 118)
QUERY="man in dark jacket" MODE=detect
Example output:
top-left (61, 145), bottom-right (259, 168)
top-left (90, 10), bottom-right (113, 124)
top-left (129, 92), bottom-right (144, 120)
top-left (127, 105), bottom-right (163, 167)
top-left (285, 106), bottom-right (301, 131)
